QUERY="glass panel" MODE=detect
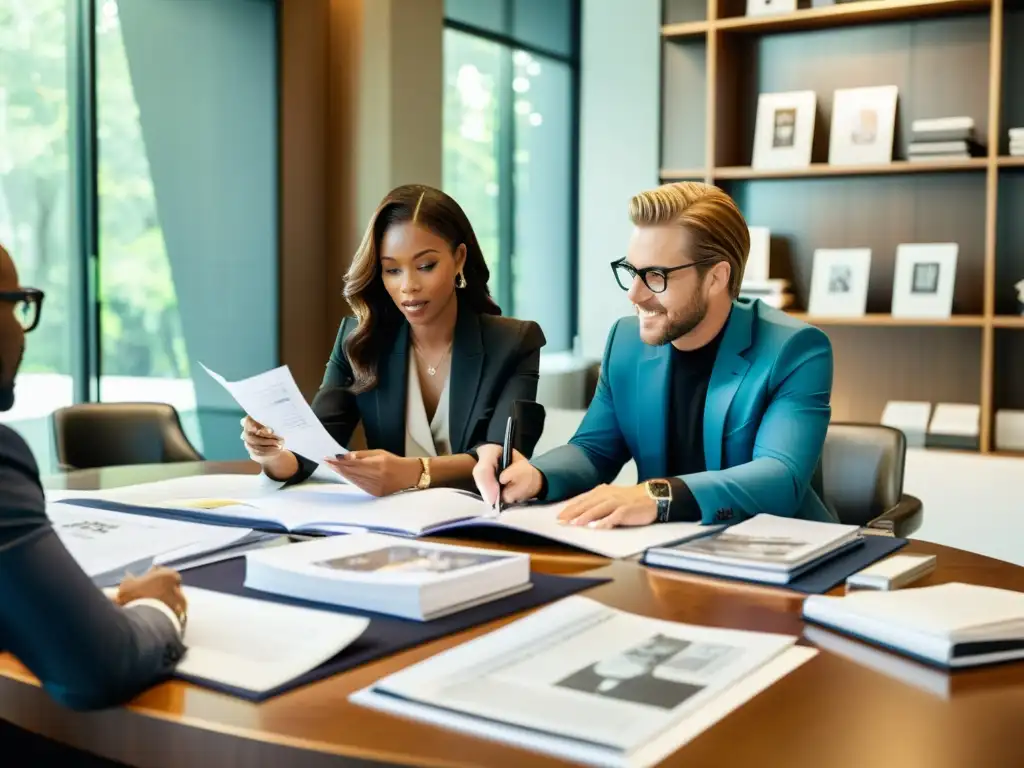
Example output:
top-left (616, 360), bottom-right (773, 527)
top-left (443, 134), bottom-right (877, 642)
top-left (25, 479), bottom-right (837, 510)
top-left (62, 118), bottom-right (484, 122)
top-left (445, 0), bottom-right (508, 37)
top-left (511, 51), bottom-right (573, 351)
top-left (96, 0), bottom-right (278, 459)
top-left (443, 28), bottom-right (504, 303)
top-left (0, 0), bottom-right (75, 465)
top-left (512, 0), bottom-right (575, 58)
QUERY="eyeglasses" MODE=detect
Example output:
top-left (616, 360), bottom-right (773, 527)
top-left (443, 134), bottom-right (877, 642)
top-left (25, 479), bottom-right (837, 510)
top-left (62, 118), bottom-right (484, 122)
top-left (610, 258), bottom-right (714, 294)
top-left (0, 288), bottom-right (45, 332)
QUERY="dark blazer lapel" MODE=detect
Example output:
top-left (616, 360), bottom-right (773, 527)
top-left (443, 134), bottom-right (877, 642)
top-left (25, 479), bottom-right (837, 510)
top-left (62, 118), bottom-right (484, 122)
top-left (449, 302), bottom-right (484, 454)
top-left (703, 300), bottom-right (753, 472)
top-left (374, 322), bottom-right (409, 456)
top-left (636, 341), bottom-right (671, 479)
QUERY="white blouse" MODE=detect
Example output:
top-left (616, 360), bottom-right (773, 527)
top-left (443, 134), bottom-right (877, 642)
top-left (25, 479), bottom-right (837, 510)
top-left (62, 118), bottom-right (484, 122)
top-left (404, 354), bottom-right (452, 458)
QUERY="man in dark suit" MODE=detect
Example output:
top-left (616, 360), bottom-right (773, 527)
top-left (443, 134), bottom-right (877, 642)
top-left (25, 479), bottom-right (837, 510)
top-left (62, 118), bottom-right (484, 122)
top-left (0, 243), bottom-right (187, 726)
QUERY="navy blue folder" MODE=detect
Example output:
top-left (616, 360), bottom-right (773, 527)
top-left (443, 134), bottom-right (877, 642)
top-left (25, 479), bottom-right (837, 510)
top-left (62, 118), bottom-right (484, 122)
top-left (178, 556), bottom-right (610, 701)
top-left (642, 535), bottom-right (908, 594)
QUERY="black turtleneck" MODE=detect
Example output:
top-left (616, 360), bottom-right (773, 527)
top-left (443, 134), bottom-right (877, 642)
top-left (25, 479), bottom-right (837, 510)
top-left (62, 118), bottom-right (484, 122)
top-left (664, 322), bottom-right (727, 522)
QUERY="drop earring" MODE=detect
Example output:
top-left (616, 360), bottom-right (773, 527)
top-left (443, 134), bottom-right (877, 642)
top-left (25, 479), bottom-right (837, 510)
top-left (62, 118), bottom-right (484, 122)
top-left (455, 271), bottom-right (467, 289)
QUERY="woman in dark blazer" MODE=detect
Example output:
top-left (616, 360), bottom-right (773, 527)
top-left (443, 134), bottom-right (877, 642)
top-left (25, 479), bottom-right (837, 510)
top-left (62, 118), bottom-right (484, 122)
top-left (242, 184), bottom-right (546, 496)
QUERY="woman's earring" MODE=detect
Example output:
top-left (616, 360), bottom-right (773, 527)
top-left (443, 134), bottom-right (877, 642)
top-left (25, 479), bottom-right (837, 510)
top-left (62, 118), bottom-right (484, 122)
top-left (455, 271), bottom-right (467, 289)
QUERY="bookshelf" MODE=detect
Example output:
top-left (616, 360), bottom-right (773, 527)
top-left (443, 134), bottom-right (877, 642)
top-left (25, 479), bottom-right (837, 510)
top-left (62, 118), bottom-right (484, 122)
top-left (659, 0), bottom-right (1024, 453)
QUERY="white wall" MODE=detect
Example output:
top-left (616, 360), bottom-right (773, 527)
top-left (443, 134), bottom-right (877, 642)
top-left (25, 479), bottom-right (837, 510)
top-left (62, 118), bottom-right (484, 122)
top-left (576, 0), bottom-right (662, 359)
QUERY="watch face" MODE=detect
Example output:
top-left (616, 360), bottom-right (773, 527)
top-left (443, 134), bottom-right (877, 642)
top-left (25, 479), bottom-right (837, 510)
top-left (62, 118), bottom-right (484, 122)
top-left (647, 480), bottom-right (671, 499)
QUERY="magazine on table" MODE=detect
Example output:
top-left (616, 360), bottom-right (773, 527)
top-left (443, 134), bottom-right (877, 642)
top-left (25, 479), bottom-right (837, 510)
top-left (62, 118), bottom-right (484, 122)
top-left (351, 595), bottom-right (816, 767)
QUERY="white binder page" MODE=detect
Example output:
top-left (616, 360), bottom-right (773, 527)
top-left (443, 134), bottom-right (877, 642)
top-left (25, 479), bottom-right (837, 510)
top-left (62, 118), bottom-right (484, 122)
top-left (175, 588), bottom-right (369, 693)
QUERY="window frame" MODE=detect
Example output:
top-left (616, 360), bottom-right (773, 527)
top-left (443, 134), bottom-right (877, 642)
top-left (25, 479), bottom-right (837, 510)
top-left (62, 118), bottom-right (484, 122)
top-left (444, 0), bottom-right (581, 349)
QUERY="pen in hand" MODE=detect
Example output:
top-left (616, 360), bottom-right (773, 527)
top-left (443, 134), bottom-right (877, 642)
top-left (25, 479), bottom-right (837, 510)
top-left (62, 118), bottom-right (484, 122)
top-left (495, 415), bottom-right (515, 514)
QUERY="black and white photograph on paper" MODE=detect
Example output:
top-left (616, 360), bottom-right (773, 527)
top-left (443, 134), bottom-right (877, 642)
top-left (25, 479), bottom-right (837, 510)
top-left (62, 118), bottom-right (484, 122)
top-left (829, 85), bottom-right (898, 165)
top-left (752, 90), bottom-right (816, 170)
top-left (316, 545), bottom-right (504, 575)
top-left (911, 262), bottom-right (940, 294)
top-left (892, 243), bottom-right (958, 318)
top-left (772, 108), bottom-right (797, 148)
top-left (555, 635), bottom-right (731, 710)
top-left (673, 534), bottom-right (808, 563)
top-left (808, 248), bottom-right (871, 317)
top-left (828, 264), bottom-right (852, 294)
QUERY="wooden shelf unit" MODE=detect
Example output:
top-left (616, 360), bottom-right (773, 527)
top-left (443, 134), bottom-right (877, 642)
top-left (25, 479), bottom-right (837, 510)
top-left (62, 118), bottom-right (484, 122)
top-left (657, 0), bottom-right (1024, 453)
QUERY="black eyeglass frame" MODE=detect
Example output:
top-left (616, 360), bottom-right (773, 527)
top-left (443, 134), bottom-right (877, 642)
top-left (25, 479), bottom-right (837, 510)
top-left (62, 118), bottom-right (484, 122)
top-left (609, 258), bottom-right (717, 294)
top-left (0, 288), bottom-right (46, 332)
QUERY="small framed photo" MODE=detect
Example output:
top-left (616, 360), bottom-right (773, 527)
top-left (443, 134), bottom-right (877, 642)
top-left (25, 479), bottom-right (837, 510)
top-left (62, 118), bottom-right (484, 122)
top-left (828, 85), bottom-right (899, 165)
top-left (891, 243), bottom-right (958, 318)
top-left (752, 91), bottom-right (817, 170)
top-left (808, 248), bottom-right (872, 317)
top-left (746, 0), bottom-right (798, 17)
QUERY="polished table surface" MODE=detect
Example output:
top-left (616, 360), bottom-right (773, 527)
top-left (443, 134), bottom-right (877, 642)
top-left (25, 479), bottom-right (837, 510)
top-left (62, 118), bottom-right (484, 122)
top-left (2, 461), bottom-right (1023, 767)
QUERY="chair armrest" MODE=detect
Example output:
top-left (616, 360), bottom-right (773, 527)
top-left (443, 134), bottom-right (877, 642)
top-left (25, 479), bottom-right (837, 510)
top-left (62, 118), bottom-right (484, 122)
top-left (866, 494), bottom-right (923, 539)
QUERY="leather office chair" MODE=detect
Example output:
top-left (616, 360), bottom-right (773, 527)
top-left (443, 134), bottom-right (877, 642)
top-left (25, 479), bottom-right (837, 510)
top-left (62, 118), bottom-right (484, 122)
top-left (816, 422), bottom-right (923, 538)
top-left (52, 403), bottom-right (203, 471)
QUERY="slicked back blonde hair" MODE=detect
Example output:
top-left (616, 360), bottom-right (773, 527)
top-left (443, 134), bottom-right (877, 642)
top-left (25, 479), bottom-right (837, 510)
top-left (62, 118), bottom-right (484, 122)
top-left (628, 182), bottom-right (749, 298)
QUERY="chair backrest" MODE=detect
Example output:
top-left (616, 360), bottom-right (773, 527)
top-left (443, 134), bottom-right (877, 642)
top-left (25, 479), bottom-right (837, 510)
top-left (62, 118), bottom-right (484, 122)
top-left (52, 402), bottom-right (203, 471)
top-left (817, 422), bottom-right (907, 526)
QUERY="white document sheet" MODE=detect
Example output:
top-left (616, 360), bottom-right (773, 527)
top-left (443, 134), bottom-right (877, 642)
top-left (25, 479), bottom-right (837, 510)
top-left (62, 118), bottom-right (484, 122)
top-left (49, 502), bottom-right (230, 585)
top-left (351, 595), bottom-right (810, 767)
top-left (201, 362), bottom-right (347, 466)
top-left (173, 588), bottom-right (368, 694)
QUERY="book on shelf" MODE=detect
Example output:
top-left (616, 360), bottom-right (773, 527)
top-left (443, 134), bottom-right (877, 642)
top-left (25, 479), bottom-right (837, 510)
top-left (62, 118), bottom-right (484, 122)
top-left (105, 585), bottom-right (369, 696)
top-left (925, 403), bottom-right (980, 451)
top-left (907, 140), bottom-right (983, 159)
top-left (880, 400), bottom-right (932, 449)
top-left (911, 116), bottom-right (974, 134)
top-left (350, 595), bottom-right (816, 768)
top-left (802, 582), bottom-right (1024, 669)
top-left (739, 278), bottom-right (793, 310)
top-left (52, 475), bottom-right (723, 559)
top-left (642, 514), bottom-right (863, 585)
top-left (244, 533), bottom-right (532, 621)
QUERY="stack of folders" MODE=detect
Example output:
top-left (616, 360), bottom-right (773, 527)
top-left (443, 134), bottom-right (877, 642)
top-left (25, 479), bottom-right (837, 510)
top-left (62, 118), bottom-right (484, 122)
top-left (351, 596), bottom-right (816, 768)
top-left (907, 116), bottom-right (984, 161)
top-left (643, 515), bottom-right (862, 585)
top-left (802, 582), bottom-right (1024, 669)
top-left (245, 533), bottom-right (531, 620)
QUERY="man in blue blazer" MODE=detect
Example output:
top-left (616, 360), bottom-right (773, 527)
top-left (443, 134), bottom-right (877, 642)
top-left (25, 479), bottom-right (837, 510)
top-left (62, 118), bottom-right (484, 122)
top-left (474, 182), bottom-right (836, 528)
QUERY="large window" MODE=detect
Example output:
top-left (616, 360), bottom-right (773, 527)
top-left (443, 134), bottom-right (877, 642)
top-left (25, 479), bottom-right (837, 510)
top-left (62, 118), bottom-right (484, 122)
top-left (443, 0), bottom-right (579, 352)
top-left (0, 0), bottom-right (277, 470)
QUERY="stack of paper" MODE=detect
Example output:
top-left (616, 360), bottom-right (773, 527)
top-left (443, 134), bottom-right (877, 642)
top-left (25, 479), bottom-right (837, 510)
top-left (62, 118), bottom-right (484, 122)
top-left (802, 582), bottom-right (1024, 669)
top-left (351, 595), bottom-right (815, 767)
top-left (643, 515), bottom-right (863, 585)
top-left (50, 502), bottom-right (256, 587)
top-left (245, 533), bottom-right (531, 620)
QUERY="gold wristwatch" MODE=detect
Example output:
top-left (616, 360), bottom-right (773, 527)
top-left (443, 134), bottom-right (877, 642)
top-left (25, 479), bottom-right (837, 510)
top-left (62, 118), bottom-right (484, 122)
top-left (415, 457), bottom-right (432, 489)
top-left (645, 479), bottom-right (672, 523)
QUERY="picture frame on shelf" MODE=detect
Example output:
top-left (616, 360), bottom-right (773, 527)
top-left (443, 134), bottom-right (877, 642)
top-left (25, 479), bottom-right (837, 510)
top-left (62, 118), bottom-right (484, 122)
top-left (807, 248), bottom-right (871, 317)
top-left (891, 243), bottom-right (958, 319)
top-left (745, 226), bottom-right (772, 283)
top-left (752, 91), bottom-right (817, 170)
top-left (828, 85), bottom-right (899, 166)
top-left (746, 0), bottom-right (798, 17)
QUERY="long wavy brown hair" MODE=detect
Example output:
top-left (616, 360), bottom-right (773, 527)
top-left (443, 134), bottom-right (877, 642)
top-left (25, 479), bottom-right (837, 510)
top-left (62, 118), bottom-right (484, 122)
top-left (342, 184), bottom-right (501, 393)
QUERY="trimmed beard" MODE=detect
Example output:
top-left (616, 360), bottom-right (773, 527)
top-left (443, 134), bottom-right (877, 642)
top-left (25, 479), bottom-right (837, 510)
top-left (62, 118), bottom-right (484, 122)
top-left (649, 290), bottom-right (708, 347)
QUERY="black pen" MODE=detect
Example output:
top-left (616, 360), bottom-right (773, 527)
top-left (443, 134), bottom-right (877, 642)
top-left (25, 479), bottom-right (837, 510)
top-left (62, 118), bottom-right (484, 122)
top-left (496, 415), bottom-right (515, 514)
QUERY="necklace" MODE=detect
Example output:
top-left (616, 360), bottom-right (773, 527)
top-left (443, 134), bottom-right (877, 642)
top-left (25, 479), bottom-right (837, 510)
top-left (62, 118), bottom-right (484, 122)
top-left (414, 342), bottom-right (452, 377)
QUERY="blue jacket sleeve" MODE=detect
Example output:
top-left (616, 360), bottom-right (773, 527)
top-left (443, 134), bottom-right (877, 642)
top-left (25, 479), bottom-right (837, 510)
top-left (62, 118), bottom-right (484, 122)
top-left (530, 319), bottom-right (633, 501)
top-left (679, 326), bottom-right (833, 524)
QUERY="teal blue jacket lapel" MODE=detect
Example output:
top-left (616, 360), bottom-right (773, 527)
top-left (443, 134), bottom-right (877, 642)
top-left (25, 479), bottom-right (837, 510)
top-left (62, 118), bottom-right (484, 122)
top-left (703, 302), bottom-right (753, 471)
top-left (636, 342), bottom-right (671, 478)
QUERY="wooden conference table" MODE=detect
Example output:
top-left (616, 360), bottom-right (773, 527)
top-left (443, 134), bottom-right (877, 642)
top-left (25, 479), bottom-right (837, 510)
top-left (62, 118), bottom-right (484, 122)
top-left (1, 462), bottom-right (1023, 767)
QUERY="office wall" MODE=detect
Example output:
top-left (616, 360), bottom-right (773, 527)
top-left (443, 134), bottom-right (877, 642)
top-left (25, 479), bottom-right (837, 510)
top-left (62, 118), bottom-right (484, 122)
top-left (576, 0), bottom-right (661, 359)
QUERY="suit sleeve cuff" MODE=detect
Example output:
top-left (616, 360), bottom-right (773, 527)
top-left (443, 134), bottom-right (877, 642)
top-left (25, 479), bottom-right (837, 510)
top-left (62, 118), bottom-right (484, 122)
top-left (666, 477), bottom-right (701, 522)
top-left (536, 471), bottom-right (549, 501)
top-left (125, 598), bottom-right (183, 637)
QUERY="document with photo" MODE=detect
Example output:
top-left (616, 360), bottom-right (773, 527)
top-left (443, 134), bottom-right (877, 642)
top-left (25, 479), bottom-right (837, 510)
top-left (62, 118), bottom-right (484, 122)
top-left (351, 595), bottom-right (813, 765)
top-left (316, 545), bottom-right (504, 575)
